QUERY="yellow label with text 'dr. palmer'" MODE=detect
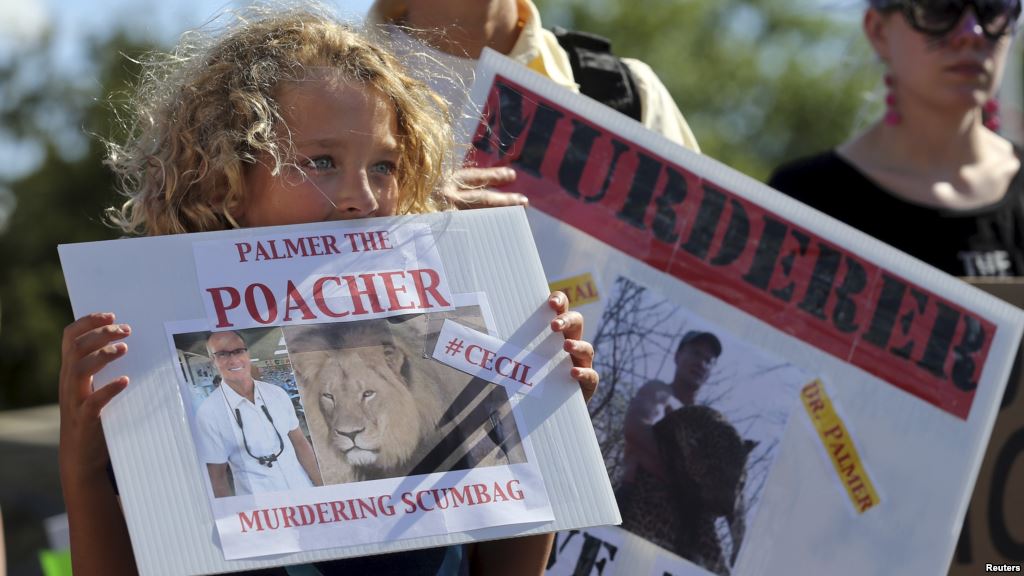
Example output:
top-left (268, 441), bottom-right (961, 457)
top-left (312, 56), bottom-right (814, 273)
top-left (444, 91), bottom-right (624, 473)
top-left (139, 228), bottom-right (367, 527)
top-left (801, 379), bottom-right (880, 514)
top-left (549, 273), bottom-right (600, 308)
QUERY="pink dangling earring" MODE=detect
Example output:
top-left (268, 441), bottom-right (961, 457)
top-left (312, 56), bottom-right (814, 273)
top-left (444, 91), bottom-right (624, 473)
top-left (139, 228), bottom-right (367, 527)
top-left (884, 73), bottom-right (902, 126)
top-left (983, 99), bottom-right (1001, 132)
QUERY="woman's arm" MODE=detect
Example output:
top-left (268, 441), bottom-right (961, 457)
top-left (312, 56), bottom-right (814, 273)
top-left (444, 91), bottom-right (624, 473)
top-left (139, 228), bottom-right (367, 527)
top-left (59, 312), bottom-right (139, 576)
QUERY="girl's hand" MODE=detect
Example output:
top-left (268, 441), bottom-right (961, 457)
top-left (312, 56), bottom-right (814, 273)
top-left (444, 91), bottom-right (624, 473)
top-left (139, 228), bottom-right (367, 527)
top-left (548, 292), bottom-right (598, 403)
top-left (58, 313), bottom-right (131, 489)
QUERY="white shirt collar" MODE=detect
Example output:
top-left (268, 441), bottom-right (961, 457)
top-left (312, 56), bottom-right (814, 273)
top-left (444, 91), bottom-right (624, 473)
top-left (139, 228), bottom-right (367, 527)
top-left (219, 379), bottom-right (259, 410)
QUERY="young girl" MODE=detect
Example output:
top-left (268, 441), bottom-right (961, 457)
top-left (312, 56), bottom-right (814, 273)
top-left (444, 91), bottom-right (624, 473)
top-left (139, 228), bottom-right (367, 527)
top-left (58, 8), bottom-right (598, 575)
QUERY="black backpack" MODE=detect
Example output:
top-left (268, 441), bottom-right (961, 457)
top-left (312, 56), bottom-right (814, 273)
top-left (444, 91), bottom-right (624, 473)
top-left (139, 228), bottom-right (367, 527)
top-left (550, 26), bottom-right (643, 122)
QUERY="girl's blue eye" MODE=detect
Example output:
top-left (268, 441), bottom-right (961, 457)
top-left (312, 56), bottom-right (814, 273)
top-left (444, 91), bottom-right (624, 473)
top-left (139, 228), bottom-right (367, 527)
top-left (305, 156), bottom-right (335, 171)
top-left (371, 161), bottom-right (397, 176)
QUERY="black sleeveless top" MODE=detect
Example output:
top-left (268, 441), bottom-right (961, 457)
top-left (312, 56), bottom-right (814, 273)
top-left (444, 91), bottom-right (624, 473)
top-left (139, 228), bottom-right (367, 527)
top-left (768, 149), bottom-right (1024, 277)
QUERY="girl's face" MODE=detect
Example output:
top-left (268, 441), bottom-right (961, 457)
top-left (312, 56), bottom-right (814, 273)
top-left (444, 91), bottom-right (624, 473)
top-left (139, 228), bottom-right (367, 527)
top-left (869, 6), bottom-right (1014, 112)
top-left (239, 76), bottom-right (401, 228)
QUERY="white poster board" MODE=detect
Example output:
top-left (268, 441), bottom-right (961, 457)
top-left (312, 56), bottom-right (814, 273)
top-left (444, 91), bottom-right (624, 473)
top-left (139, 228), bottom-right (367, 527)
top-left (463, 50), bottom-right (1024, 576)
top-left (59, 207), bottom-right (619, 575)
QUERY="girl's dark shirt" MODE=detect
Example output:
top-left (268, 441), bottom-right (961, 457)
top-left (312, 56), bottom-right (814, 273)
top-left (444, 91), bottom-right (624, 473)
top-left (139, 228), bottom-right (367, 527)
top-left (239, 545), bottom-right (465, 575)
top-left (767, 149), bottom-right (1024, 277)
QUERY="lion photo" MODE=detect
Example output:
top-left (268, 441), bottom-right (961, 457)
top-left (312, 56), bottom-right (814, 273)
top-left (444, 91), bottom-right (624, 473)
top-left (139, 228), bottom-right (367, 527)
top-left (282, 306), bottom-right (528, 486)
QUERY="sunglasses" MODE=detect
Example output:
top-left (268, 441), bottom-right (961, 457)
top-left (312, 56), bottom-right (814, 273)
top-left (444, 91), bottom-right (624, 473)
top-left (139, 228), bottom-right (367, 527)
top-left (879, 0), bottom-right (1021, 40)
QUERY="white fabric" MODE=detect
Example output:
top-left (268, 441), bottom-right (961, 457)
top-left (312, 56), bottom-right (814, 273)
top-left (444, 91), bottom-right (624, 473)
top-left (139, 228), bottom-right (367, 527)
top-left (195, 379), bottom-right (313, 496)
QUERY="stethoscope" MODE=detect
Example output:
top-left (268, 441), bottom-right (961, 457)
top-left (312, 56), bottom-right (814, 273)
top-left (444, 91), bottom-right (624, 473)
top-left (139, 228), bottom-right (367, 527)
top-left (222, 384), bottom-right (284, 468)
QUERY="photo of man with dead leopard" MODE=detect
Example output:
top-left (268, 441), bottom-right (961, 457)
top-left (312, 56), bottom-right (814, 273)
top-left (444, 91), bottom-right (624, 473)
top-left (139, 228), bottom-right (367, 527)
top-left (281, 305), bottom-right (528, 486)
top-left (588, 276), bottom-right (812, 575)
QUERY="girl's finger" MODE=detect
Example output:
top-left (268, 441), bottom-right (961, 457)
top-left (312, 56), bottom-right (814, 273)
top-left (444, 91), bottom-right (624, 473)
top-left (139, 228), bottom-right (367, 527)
top-left (563, 339), bottom-right (595, 369)
top-left (62, 313), bottom-right (116, 356)
top-left (550, 310), bottom-right (584, 341)
top-left (71, 322), bottom-right (132, 361)
top-left (72, 342), bottom-right (129, 400)
top-left (80, 376), bottom-right (129, 421)
top-left (60, 320), bottom-right (128, 411)
top-left (547, 292), bottom-right (568, 315)
top-left (570, 367), bottom-right (600, 404)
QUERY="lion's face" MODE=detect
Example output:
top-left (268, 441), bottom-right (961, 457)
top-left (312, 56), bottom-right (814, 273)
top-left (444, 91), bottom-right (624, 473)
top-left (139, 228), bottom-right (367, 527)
top-left (294, 343), bottom-right (423, 471)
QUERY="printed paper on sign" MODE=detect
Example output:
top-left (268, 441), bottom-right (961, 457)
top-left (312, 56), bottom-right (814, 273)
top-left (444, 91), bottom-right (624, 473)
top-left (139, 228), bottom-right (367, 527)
top-left (167, 293), bottom-right (554, 560)
top-left (193, 223), bottom-right (454, 331)
top-left (800, 380), bottom-right (880, 516)
top-left (432, 319), bottom-right (556, 396)
top-left (549, 272), bottom-right (601, 309)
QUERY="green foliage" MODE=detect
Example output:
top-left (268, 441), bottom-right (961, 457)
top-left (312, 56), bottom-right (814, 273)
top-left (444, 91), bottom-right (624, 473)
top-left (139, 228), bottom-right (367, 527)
top-left (546, 0), bottom-right (881, 180)
top-left (0, 33), bottom-right (153, 410)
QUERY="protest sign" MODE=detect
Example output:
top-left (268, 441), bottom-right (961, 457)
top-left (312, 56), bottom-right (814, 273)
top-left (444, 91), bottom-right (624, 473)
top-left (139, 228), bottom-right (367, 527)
top-left (949, 278), bottom-right (1024, 575)
top-left (462, 49), bottom-right (1024, 575)
top-left (59, 208), bottom-right (618, 575)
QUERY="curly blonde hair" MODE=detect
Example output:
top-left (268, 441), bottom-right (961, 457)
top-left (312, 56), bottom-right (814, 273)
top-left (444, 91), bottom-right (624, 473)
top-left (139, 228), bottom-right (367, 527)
top-left (106, 6), bottom-right (454, 236)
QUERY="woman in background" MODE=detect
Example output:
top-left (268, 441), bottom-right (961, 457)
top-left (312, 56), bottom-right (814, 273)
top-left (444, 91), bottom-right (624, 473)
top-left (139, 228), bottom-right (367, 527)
top-left (769, 0), bottom-right (1023, 277)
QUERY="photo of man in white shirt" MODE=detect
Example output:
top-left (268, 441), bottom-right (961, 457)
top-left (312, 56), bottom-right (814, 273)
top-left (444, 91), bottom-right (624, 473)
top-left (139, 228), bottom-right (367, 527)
top-left (195, 330), bottom-right (323, 497)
